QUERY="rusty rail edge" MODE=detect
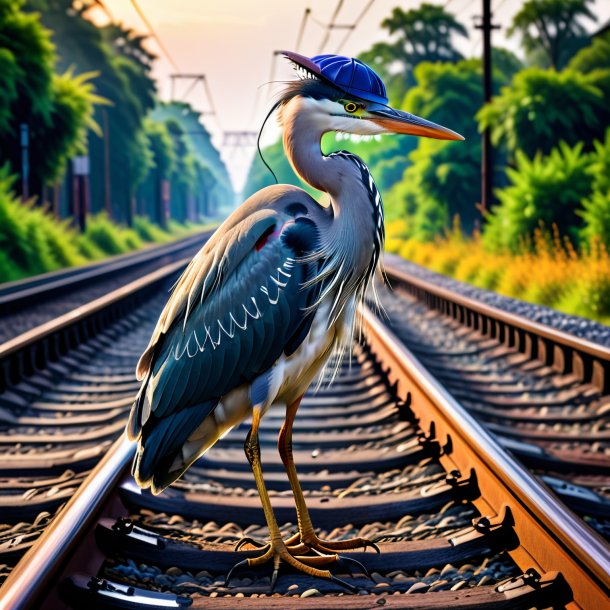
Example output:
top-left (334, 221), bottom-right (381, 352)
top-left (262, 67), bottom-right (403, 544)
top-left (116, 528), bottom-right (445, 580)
top-left (0, 258), bottom-right (189, 392)
top-left (362, 306), bottom-right (610, 610)
top-left (384, 260), bottom-right (610, 393)
top-left (0, 435), bottom-right (134, 609)
top-left (0, 229), bottom-right (214, 310)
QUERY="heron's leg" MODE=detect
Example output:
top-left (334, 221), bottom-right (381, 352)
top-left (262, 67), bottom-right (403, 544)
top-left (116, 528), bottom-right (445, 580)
top-left (228, 405), bottom-right (354, 591)
top-left (278, 397), bottom-right (380, 555)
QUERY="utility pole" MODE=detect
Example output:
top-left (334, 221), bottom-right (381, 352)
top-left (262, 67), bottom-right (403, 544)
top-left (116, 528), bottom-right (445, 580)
top-left (170, 74), bottom-right (216, 116)
top-left (475, 0), bottom-right (499, 214)
top-left (102, 108), bottom-right (112, 218)
top-left (20, 124), bottom-right (29, 201)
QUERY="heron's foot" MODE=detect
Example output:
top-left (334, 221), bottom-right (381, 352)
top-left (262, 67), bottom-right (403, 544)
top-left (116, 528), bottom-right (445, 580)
top-left (299, 532), bottom-right (381, 555)
top-left (226, 537), bottom-right (358, 592)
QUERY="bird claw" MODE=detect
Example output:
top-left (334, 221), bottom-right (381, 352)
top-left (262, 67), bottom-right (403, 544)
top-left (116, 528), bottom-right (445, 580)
top-left (331, 574), bottom-right (359, 593)
top-left (335, 556), bottom-right (373, 581)
top-left (224, 558), bottom-right (250, 587)
top-left (302, 534), bottom-right (381, 555)
top-left (225, 538), bottom-right (360, 593)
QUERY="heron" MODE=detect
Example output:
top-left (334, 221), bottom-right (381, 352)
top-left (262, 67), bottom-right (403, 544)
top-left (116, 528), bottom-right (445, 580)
top-left (127, 51), bottom-right (463, 588)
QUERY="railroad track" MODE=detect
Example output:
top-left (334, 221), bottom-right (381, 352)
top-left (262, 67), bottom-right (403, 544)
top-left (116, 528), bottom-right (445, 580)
top-left (0, 229), bottom-right (214, 346)
top-left (0, 253), bottom-right (608, 608)
top-left (381, 261), bottom-right (610, 538)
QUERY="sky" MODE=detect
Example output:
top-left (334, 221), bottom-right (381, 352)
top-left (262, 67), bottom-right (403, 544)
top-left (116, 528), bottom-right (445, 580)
top-left (91, 0), bottom-right (610, 192)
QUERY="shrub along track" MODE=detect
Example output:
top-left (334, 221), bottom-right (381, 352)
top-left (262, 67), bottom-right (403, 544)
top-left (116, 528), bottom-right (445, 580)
top-left (0, 253), bottom-right (607, 607)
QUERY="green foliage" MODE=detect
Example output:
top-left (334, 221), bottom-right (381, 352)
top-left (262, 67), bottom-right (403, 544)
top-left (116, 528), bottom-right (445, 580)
top-left (0, 165), bottom-right (85, 280)
top-left (36, 69), bottom-right (105, 184)
top-left (569, 30), bottom-right (610, 73)
top-left (149, 102), bottom-right (231, 218)
top-left (382, 60), bottom-right (489, 235)
top-left (483, 142), bottom-right (593, 252)
top-left (508, 0), bottom-right (595, 69)
top-left (133, 216), bottom-right (172, 243)
top-left (144, 117), bottom-right (175, 179)
top-left (83, 212), bottom-right (139, 255)
top-left (477, 68), bottom-right (606, 158)
top-left (579, 129), bottom-right (610, 244)
top-left (24, 1), bottom-right (157, 217)
top-left (403, 60), bottom-right (484, 138)
top-left (0, 47), bottom-right (19, 132)
top-left (0, 1), bottom-right (108, 193)
top-left (358, 3), bottom-right (468, 104)
top-left (381, 4), bottom-right (468, 65)
top-left (492, 47), bottom-right (525, 82)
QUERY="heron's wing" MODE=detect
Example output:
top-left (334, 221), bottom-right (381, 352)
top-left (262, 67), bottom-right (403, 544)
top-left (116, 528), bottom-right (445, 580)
top-left (127, 208), bottom-right (322, 488)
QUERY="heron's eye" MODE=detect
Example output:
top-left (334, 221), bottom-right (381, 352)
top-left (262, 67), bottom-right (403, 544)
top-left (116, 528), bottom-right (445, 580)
top-left (344, 102), bottom-right (358, 113)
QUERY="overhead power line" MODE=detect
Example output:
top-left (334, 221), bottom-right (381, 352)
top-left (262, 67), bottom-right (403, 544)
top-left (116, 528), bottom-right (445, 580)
top-left (129, 0), bottom-right (180, 73)
top-left (317, 0), bottom-right (345, 53)
top-left (335, 0), bottom-right (375, 54)
top-left (295, 8), bottom-right (311, 53)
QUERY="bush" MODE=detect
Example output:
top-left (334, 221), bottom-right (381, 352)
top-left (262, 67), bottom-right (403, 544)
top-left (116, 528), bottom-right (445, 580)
top-left (579, 129), bottom-right (610, 245)
top-left (0, 166), bottom-right (85, 280)
top-left (386, 223), bottom-right (610, 324)
top-left (477, 68), bottom-right (606, 158)
top-left (83, 213), bottom-right (147, 255)
top-left (133, 216), bottom-right (172, 243)
top-left (483, 142), bottom-right (592, 252)
top-left (0, 169), bottom-right (210, 284)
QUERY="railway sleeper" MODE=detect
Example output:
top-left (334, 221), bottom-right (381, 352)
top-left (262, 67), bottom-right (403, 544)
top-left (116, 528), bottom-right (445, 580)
top-left (95, 508), bottom-right (518, 575)
top-left (59, 569), bottom-right (572, 609)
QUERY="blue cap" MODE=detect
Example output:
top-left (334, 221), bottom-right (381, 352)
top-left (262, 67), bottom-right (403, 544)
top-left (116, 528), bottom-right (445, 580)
top-left (282, 51), bottom-right (389, 105)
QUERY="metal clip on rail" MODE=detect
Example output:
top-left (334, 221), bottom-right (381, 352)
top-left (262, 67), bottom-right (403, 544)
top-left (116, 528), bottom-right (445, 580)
top-left (449, 507), bottom-right (519, 551)
top-left (496, 569), bottom-right (572, 605)
top-left (60, 574), bottom-right (193, 608)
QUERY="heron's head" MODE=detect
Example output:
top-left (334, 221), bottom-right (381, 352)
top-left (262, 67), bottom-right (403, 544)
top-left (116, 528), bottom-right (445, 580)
top-left (278, 51), bottom-right (463, 141)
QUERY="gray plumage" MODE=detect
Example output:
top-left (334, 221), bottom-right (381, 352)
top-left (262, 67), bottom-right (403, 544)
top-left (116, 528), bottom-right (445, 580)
top-left (127, 71), bottom-right (462, 495)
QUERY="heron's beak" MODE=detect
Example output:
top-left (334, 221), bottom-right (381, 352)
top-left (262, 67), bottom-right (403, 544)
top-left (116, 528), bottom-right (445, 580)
top-left (365, 103), bottom-right (464, 141)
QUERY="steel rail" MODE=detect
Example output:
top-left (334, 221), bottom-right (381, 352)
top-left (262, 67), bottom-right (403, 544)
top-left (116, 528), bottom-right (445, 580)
top-left (0, 229), bottom-right (214, 311)
top-left (0, 435), bottom-right (134, 609)
top-left (0, 258), bottom-right (189, 392)
top-left (384, 260), bottom-right (610, 392)
top-left (362, 306), bottom-right (610, 610)
top-left (0, 253), bottom-right (198, 606)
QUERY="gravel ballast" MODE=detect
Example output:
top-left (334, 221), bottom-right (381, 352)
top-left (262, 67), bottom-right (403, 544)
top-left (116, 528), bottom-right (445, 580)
top-left (384, 253), bottom-right (610, 348)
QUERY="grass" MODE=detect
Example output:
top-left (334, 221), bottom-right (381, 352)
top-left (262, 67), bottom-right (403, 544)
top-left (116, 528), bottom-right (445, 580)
top-left (0, 169), bottom-right (213, 284)
top-left (386, 219), bottom-right (610, 325)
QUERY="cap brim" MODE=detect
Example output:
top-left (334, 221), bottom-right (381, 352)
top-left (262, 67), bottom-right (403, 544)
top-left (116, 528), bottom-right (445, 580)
top-left (281, 51), bottom-right (324, 78)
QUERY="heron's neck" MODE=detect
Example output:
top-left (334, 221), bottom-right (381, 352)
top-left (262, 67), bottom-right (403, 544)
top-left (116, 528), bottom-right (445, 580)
top-left (282, 108), bottom-right (384, 286)
top-left (282, 113), bottom-right (341, 200)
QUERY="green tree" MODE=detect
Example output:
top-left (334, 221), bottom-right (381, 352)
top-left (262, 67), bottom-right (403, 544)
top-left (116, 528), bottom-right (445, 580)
top-left (0, 0), bottom-right (102, 196)
top-left (385, 59), bottom-right (500, 235)
top-left (508, 0), bottom-right (596, 69)
top-left (136, 118), bottom-right (175, 226)
top-left (25, 0), bottom-right (157, 222)
top-left (382, 4), bottom-right (467, 66)
top-left (477, 67), bottom-right (606, 159)
top-left (358, 3), bottom-right (468, 100)
top-left (151, 102), bottom-right (233, 214)
top-left (483, 142), bottom-right (593, 251)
